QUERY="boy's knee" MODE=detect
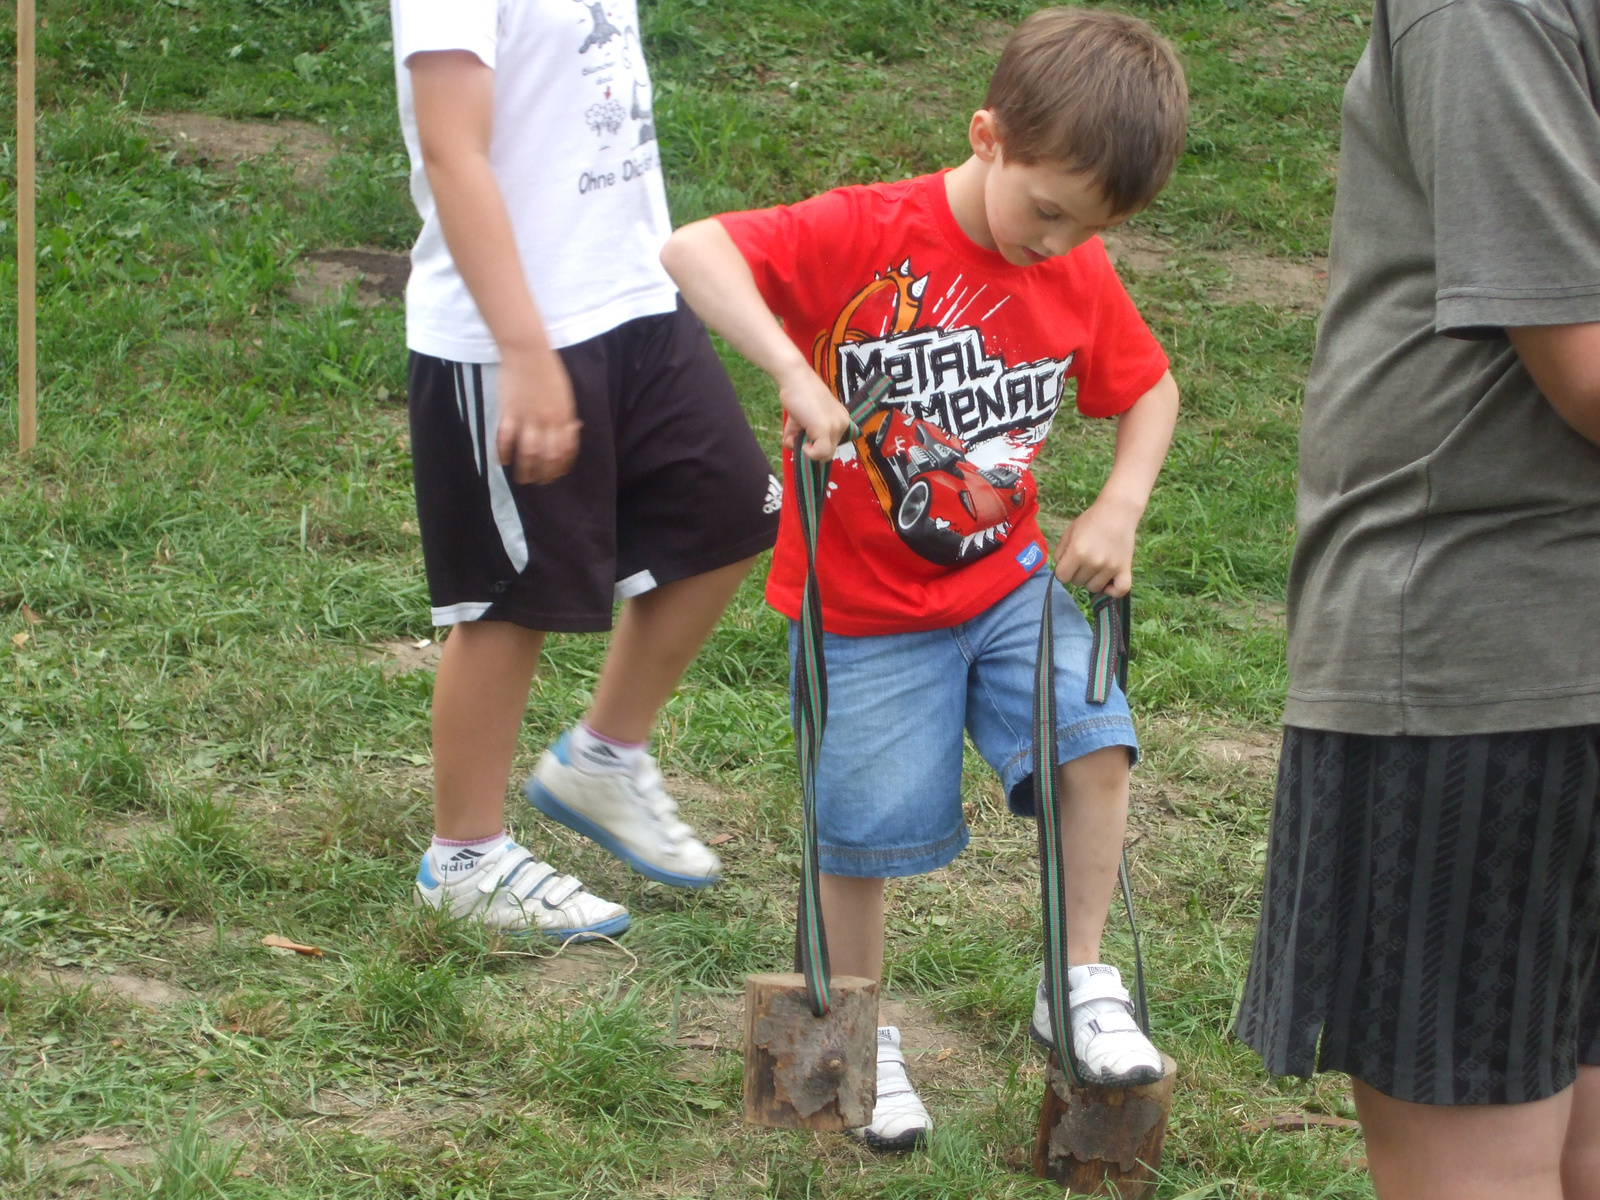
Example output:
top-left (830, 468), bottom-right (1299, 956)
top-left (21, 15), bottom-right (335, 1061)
top-left (1057, 745), bottom-right (1131, 789)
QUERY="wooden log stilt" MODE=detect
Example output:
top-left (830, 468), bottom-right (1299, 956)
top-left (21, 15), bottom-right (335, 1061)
top-left (1033, 1051), bottom-right (1177, 1197)
top-left (743, 972), bottom-right (877, 1130)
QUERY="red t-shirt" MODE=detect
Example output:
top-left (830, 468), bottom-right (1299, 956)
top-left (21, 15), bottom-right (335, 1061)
top-left (719, 171), bottom-right (1169, 636)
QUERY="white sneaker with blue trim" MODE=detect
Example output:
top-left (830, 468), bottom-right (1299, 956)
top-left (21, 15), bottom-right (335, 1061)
top-left (414, 837), bottom-right (629, 940)
top-left (523, 733), bottom-right (721, 888)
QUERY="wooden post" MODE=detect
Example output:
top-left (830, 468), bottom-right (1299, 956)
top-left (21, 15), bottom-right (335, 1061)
top-left (743, 972), bottom-right (877, 1130)
top-left (16, 0), bottom-right (36, 454)
top-left (1033, 1051), bottom-right (1177, 1198)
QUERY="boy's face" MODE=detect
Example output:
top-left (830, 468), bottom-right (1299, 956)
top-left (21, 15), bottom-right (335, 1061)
top-left (969, 110), bottom-right (1129, 266)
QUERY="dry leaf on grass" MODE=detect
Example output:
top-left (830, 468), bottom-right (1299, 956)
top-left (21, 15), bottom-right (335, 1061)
top-left (1244, 1112), bottom-right (1361, 1133)
top-left (20, 604), bottom-right (40, 624)
top-left (261, 934), bottom-right (323, 957)
top-left (935, 1047), bottom-right (954, 1062)
top-left (11, 632), bottom-right (28, 649)
top-left (707, 833), bottom-right (735, 847)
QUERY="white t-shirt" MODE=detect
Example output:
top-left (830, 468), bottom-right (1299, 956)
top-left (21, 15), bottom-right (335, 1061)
top-left (392, 0), bottom-right (679, 362)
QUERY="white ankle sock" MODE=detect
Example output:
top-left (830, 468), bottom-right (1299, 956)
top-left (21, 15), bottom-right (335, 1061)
top-left (568, 722), bottom-right (647, 776)
top-left (428, 830), bottom-right (506, 879)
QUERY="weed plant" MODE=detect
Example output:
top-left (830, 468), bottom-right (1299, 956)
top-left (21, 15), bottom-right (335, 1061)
top-left (0, 0), bottom-right (1372, 1194)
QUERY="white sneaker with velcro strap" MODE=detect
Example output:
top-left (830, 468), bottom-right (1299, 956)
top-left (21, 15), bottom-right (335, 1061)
top-left (1030, 963), bottom-right (1164, 1086)
top-left (414, 837), bottom-right (630, 941)
top-left (848, 1026), bottom-right (932, 1153)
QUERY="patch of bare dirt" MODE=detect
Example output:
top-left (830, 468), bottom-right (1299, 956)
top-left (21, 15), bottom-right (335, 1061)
top-left (348, 1101), bottom-right (477, 1139)
top-left (1101, 231), bottom-right (1327, 313)
top-left (1199, 737), bottom-right (1279, 775)
top-left (98, 812), bottom-right (164, 851)
top-left (38, 967), bottom-right (190, 1008)
top-left (363, 638), bottom-right (442, 676)
top-left (143, 112), bottom-right (337, 180)
top-left (520, 941), bottom-right (637, 995)
top-left (292, 248), bottom-right (411, 307)
top-left (40, 1130), bottom-right (155, 1180)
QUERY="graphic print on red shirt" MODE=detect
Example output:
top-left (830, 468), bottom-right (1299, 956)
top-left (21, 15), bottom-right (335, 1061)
top-left (719, 171), bottom-right (1169, 636)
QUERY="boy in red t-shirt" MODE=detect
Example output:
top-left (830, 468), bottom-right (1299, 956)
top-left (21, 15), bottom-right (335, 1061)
top-left (663, 9), bottom-right (1187, 1150)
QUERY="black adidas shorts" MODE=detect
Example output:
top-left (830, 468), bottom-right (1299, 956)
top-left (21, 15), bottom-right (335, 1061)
top-left (1236, 725), bottom-right (1600, 1104)
top-left (407, 298), bottom-right (780, 631)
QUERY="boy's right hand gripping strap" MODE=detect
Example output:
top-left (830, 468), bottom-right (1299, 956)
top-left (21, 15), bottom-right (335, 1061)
top-left (790, 372), bottom-right (889, 1018)
top-left (1034, 576), bottom-right (1149, 1086)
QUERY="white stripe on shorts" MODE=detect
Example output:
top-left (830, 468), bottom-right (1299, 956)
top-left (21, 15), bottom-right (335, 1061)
top-left (615, 569), bottom-right (659, 601)
top-left (453, 364), bottom-right (530, 574)
top-left (431, 601), bottom-right (494, 626)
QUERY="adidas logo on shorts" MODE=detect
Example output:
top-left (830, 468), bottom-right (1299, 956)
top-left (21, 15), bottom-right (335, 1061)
top-left (763, 474), bottom-right (783, 514)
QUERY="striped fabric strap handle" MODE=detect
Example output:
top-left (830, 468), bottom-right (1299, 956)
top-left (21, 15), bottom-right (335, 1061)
top-left (791, 372), bottom-right (890, 1017)
top-left (1086, 590), bottom-right (1131, 704)
top-left (1089, 589), bottom-right (1143, 1031)
top-left (1034, 575), bottom-right (1148, 1086)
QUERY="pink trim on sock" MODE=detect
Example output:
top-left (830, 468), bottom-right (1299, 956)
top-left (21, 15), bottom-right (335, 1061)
top-left (579, 721), bottom-right (646, 750)
top-left (431, 830), bottom-right (506, 849)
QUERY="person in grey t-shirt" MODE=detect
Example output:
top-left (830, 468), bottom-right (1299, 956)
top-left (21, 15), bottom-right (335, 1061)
top-left (1234, 0), bottom-right (1600, 1195)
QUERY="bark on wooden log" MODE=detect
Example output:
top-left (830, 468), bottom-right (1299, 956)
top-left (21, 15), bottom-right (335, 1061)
top-left (743, 972), bottom-right (878, 1130)
top-left (1033, 1051), bottom-right (1177, 1197)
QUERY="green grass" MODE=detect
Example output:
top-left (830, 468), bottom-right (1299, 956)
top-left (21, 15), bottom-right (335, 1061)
top-left (0, 0), bottom-right (1369, 1194)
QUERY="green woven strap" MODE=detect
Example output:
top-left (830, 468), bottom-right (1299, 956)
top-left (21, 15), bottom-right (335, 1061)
top-left (1034, 576), bottom-right (1149, 1085)
top-left (1086, 591), bottom-right (1131, 704)
top-left (790, 372), bottom-right (890, 1017)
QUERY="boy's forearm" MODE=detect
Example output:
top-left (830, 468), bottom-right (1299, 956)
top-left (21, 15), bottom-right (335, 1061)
top-left (411, 51), bottom-right (549, 359)
top-left (661, 219), bottom-right (809, 382)
top-left (428, 155), bottom-right (550, 356)
top-left (663, 219), bottom-right (855, 459)
top-left (1100, 371), bottom-right (1180, 513)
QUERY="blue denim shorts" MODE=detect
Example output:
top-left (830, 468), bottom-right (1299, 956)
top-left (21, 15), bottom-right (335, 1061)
top-left (788, 569), bottom-right (1138, 879)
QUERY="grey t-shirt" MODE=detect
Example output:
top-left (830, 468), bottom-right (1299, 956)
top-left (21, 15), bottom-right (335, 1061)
top-left (1286, 0), bottom-right (1600, 736)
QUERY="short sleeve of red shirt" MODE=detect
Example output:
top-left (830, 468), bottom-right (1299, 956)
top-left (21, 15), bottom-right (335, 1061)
top-left (1073, 250), bottom-right (1170, 419)
top-left (717, 187), bottom-right (880, 336)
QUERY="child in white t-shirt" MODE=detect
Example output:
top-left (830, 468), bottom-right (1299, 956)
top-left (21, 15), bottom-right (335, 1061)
top-left (392, 0), bottom-right (782, 936)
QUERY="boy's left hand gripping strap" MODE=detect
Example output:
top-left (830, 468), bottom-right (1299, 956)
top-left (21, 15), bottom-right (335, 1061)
top-left (790, 373), bottom-right (887, 1018)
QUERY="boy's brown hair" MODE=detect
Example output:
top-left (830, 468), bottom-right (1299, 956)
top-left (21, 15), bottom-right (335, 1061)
top-left (985, 8), bottom-right (1188, 214)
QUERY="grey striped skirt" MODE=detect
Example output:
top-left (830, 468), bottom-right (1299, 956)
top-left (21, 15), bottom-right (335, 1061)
top-left (1235, 725), bottom-right (1600, 1105)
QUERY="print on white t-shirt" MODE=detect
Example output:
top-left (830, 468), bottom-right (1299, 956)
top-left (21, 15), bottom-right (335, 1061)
top-left (392, 0), bottom-right (679, 362)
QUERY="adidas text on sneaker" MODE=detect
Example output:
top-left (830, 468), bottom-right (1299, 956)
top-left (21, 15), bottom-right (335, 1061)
top-left (523, 733), bottom-right (721, 888)
top-left (849, 1026), bottom-right (932, 1153)
top-left (1030, 964), bottom-right (1164, 1087)
top-left (414, 838), bottom-right (629, 941)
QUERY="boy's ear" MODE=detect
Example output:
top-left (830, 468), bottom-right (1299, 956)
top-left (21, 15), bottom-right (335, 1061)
top-left (969, 110), bottom-right (1002, 163)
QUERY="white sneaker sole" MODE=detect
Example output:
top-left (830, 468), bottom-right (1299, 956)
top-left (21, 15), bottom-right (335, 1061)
top-left (413, 884), bottom-right (631, 942)
top-left (1029, 1018), bottom-right (1164, 1087)
top-left (848, 1125), bottom-right (928, 1154)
